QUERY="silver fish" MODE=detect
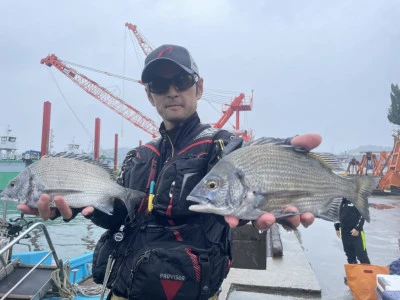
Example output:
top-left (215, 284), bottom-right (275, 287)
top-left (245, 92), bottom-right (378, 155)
top-left (187, 141), bottom-right (380, 222)
top-left (0, 154), bottom-right (145, 215)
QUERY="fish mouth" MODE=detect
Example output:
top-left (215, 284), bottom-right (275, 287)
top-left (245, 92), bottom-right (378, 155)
top-left (188, 203), bottom-right (233, 214)
top-left (186, 195), bottom-right (208, 204)
top-left (187, 195), bottom-right (213, 212)
top-left (187, 195), bottom-right (234, 215)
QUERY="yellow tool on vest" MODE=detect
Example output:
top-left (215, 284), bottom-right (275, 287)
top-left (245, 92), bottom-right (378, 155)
top-left (147, 181), bottom-right (155, 212)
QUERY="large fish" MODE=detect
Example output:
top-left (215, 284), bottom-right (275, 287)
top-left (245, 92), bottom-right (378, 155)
top-left (187, 141), bottom-right (380, 222)
top-left (0, 154), bottom-right (145, 215)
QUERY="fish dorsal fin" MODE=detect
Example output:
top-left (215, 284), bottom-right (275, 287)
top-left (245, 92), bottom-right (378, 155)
top-left (45, 153), bottom-right (116, 179)
top-left (244, 137), bottom-right (290, 147)
top-left (307, 152), bottom-right (345, 172)
top-left (279, 146), bottom-right (345, 173)
top-left (244, 138), bottom-right (344, 172)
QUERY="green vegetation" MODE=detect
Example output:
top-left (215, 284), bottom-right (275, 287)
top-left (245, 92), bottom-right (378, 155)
top-left (388, 83), bottom-right (400, 125)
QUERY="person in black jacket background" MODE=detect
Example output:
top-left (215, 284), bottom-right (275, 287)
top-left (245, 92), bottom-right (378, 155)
top-left (334, 197), bottom-right (370, 264)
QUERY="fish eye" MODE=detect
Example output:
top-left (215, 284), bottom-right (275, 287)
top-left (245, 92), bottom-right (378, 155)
top-left (206, 180), bottom-right (219, 190)
top-left (10, 181), bottom-right (15, 187)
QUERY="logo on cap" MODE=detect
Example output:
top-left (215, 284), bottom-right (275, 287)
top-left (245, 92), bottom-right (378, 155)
top-left (157, 46), bottom-right (173, 58)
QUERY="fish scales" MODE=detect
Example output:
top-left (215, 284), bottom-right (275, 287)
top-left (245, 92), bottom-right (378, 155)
top-left (224, 145), bottom-right (352, 212)
top-left (31, 158), bottom-right (119, 205)
top-left (187, 143), bottom-right (379, 222)
top-left (0, 155), bottom-right (145, 215)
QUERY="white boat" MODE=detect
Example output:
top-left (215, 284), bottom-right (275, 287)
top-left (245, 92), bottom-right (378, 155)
top-left (0, 127), bottom-right (40, 191)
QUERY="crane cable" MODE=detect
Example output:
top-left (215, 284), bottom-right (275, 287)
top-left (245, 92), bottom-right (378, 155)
top-left (60, 59), bottom-right (242, 103)
top-left (61, 60), bottom-right (141, 84)
top-left (47, 69), bottom-right (93, 141)
top-left (135, 28), bottom-right (155, 53)
top-left (60, 56), bottom-right (250, 133)
top-left (127, 29), bottom-right (145, 70)
top-left (121, 27), bottom-right (128, 138)
top-left (47, 68), bottom-right (111, 157)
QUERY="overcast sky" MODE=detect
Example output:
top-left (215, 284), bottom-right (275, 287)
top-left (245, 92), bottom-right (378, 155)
top-left (1, 0), bottom-right (399, 155)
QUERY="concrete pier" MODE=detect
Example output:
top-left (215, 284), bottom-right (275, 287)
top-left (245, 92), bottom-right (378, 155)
top-left (218, 197), bottom-right (400, 299)
top-left (220, 225), bottom-right (322, 299)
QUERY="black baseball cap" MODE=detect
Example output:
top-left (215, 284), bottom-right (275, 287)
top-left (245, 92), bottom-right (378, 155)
top-left (141, 44), bottom-right (199, 83)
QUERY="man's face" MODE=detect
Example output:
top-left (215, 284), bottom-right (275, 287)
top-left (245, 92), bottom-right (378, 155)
top-left (145, 61), bottom-right (203, 130)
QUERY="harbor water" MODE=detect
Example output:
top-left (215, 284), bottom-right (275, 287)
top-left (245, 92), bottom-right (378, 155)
top-left (1, 196), bottom-right (399, 299)
top-left (1, 203), bottom-right (106, 260)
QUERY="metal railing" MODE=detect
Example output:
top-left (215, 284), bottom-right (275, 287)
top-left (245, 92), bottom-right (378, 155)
top-left (0, 222), bottom-right (63, 300)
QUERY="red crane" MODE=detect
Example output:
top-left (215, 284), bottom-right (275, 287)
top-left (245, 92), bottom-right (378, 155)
top-left (377, 134), bottom-right (400, 191)
top-left (212, 92), bottom-right (253, 141)
top-left (40, 54), bottom-right (160, 138)
top-left (125, 22), bottom-right (153, 56)
top-left (125, 22), bottom-right (254, 140)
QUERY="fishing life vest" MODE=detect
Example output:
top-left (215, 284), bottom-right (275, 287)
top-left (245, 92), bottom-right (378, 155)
top-left (93, 123), bottom-right (240, 300)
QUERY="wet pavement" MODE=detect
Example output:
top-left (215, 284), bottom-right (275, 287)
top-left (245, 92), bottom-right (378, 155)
top-left (223, 196), bottom-right (400, 299)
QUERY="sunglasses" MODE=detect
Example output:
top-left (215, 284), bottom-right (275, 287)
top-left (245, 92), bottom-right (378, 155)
top-left (146, 73), bottom-right (198, 94)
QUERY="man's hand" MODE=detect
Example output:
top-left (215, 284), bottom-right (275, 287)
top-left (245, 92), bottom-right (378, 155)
top-left (336, 230), bottom-right (341, 238)
top-left (224, 133), bottom-right (321, 230)
top-left (350, 228), bottom-right (359, 236)
top-left (17, 194), bottom-right (94, 221)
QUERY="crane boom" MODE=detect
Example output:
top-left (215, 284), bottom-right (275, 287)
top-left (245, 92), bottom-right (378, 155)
top-left (40, 54), bottom-right (160, 138)
top-left (125, 22), bottom-right (153, 56)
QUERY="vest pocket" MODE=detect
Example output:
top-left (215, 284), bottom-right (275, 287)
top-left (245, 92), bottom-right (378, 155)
top-left (92, 230), bottom-right (117, 283)
top-left (128, 245), bottom-right (215, 300)
top-left (154, 157), bottom-right (208, 218)
top-left (140, 223), bottom-right (207, 248)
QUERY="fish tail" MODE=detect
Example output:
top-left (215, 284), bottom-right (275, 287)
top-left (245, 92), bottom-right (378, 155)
top-left (350, 176), bottom-right (380, 222)
top-left (124, 189), bottom-right (146, 206)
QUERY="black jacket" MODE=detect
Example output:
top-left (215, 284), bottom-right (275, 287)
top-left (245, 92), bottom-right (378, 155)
top-left (90, 112), bottom-right (295, 298)
top-left (91, 112), bottom-right (240, 298)
top-left (89, 112), bottom-right (239, 228)
top-left (334, 198), bottom-right (365, 233)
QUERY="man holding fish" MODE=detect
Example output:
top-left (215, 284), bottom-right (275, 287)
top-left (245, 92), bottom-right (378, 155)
top-left (11, 44), bottom-right (375, 300)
